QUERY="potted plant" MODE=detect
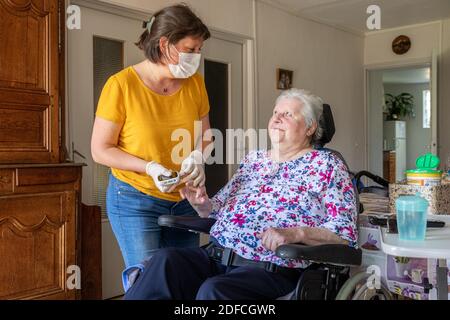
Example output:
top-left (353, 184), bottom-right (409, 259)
top-left (384, 93), bottom-right (415, 120)
top-left (393, 256), bottom-right (410, 278)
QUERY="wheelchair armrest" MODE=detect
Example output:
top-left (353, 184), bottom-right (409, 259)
top-left (275, 243), bottom-right (362, 267)
top-left (157, 215), bottom-right (216, 234)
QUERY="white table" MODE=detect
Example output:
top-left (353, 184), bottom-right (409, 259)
top-left (380, 215), bottom-right (450, 300)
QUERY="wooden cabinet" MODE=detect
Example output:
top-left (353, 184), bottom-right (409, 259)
top-left (0, 164), bottom-right (83, 299)
top-left (0, 0), bottom-right (100, 300)
top-left (383, 151), bottom-right (396, 183)
top-left (0, 0), bottom-right (65, 163)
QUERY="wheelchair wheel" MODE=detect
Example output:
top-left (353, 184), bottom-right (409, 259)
top-left (351, 282), bottom-right (393, 300)
top-left (336, 271), bottom-right (394, 300)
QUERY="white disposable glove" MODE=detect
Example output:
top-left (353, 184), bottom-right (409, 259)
top-left (179, 150), bottom-right (205, 187)
top-left (145, 161), bottom-right (177, 193)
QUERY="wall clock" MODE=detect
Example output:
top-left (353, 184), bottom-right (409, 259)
top-left (392, 35), bottom-right (411, 55)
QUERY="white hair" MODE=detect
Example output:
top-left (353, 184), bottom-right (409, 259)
top-left (275, 88), bottom-right (324, 143)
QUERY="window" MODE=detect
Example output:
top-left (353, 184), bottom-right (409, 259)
top-left (93, 36), bottom-right (123, 218)
top-left (423, 90), bottom-right (431, 129)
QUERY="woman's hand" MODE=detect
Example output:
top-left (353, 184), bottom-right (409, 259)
top-left (179, 150), bottom-right (206, 187)
top-left (257, 227), bottom-right (304, 252)
top-left (145, 161), bottom-right (178, 193)
top-left (179, 182), bottom-right (212, 217)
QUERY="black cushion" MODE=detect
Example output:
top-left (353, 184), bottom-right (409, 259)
top-left (314, 104), bottom-right (335, 148)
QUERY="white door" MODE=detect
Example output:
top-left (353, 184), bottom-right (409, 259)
top-left (68, 5), bottom-right (144, 299)
top-left (196, 36), bottom-right (244, 246)
top-left (199, 36), bottom-right (244, 177)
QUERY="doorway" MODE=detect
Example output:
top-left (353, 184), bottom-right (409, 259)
top-left (204, 60), bottom-right (229, 197)
top-left (200, 36), bottom-right (244, 189)
top-left (366, 64), bottom-right (436, 183)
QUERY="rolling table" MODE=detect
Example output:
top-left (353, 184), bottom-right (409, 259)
top-left (380, 215), bottom-right (450, 300)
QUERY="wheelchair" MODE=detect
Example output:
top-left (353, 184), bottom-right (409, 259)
top-left (158, 104), bottom-right (393, 300)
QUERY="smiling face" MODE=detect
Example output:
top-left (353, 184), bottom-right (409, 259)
top-left (268, 98), bottom-right (314, 148)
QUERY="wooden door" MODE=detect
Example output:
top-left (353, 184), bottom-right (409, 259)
top-left (0, 0), bottom-right (63, 163)
top-left (0, 164), bottom-right (83, 299)
top-left (0, 191), bottom-right (76, 299)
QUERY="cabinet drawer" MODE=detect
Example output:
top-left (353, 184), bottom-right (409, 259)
top-left (16, 167), bottom-right (79, 186)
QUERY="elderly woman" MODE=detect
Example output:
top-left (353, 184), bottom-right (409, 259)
top-left (124, 89), bottom-right (358, 300)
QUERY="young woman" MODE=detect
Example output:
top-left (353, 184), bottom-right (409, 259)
top-left (91, 4), bottom-right (211, 268)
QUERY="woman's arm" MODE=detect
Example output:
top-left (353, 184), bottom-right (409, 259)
top-left (91, 116), bottom-right (148, 173)
top-left (299, 227), bottom-right (349, 246)
top-left (258, 227), bottom-right (348, 252)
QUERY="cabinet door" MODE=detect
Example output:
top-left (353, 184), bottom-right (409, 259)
top-left (0, 0), bottom-right (62, 163)
top-left (0, 191), bottom-right (77, 299)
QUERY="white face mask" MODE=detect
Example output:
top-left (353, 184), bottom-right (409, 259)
top-left (168, 45), bottom-right (201, 79)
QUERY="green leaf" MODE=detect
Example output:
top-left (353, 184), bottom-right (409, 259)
top-left (384, 92), bottom-right (415, 119)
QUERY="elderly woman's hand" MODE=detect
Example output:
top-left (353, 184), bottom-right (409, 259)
top-left (179, 182), bottom-right (212, 218)
top-left (180, 182), bottom-right (207, 204)
top-left (257, 227), bottom-right (304, 252)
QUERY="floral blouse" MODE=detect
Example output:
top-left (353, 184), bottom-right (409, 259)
top-left (209, 149), bottom-right (358, 268)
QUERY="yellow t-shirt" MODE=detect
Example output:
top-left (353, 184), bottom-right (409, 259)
top-left (95, 66), bottom-right (210, 201)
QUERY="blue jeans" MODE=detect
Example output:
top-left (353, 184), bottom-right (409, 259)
top-left (106, 173), bottom-right (199, 268)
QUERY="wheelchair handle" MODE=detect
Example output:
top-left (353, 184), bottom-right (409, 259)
top-left (354, 170), bottom-right (389, 189)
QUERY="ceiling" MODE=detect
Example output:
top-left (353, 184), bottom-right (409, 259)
top-left (382, 67), bottom-right (430, 84)
top-left (264, 0), bottom-right (450, 34)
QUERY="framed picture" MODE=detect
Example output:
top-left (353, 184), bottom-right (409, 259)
top-left (276, 68), bottom-right (293, 90)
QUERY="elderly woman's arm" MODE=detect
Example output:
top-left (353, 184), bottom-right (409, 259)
top-left (299, 227), bottom-right (349, 245)
top-left (258, 226), bottom-right (348, 252)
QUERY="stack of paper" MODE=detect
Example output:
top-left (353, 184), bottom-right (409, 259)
top-left (359, 192), bottom-right (390, 215)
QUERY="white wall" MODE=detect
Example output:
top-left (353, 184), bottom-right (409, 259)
top-left (99, 0), bottom-right (255, 38)
top-left (384, 83), bottom-right (431, 170)
top-left (256, 1), bottom-right (365, 171)
top-left (364, 22), bottom-right (441, 66)
top-left (365, 20), bottom-right (450, 169)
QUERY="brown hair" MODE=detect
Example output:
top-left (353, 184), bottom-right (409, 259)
top-left (136, 4), bottom-right (210, 63)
